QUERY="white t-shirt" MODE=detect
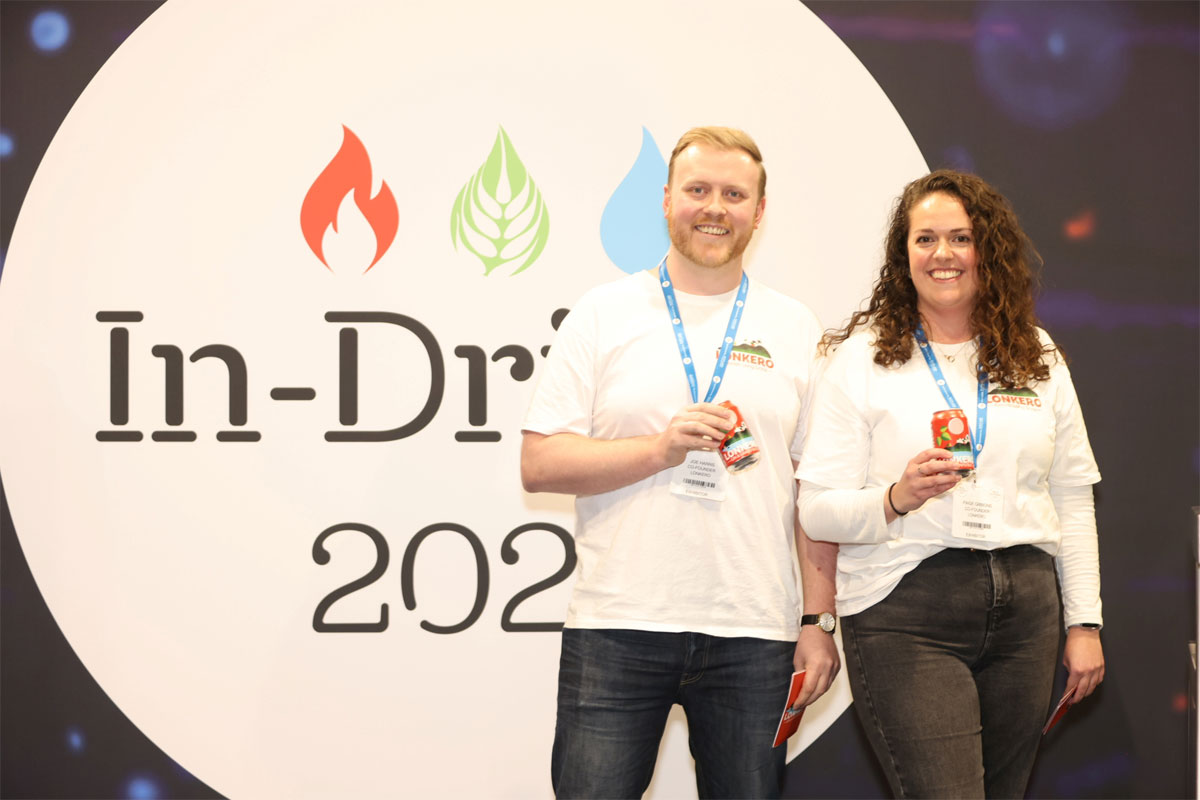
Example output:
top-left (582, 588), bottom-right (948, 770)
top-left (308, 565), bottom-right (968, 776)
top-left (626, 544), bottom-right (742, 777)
top-left (523, 269), bottom-right (823, 640)
top-left (796, 327), bottom-right (1102, 619)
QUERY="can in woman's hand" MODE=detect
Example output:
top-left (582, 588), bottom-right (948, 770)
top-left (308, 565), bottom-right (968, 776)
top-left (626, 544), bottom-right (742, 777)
top-left (931, 409), bottom-right (975, 474)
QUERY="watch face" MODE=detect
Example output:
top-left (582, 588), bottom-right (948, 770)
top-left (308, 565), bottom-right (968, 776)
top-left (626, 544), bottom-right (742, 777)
top-left (818, 612), bottom-right (836, 632)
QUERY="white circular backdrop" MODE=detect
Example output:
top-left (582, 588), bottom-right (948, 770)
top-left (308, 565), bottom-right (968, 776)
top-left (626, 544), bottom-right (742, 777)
top-left (0, 1), bottom-right (926, 797)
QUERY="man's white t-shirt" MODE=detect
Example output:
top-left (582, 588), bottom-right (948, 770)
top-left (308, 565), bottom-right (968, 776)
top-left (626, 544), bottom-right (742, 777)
top-left (523, 269), bottom-right (822, 641)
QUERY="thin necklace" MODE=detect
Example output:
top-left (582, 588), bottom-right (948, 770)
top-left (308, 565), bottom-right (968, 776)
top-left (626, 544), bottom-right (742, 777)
top-left (932, 340), bottom-right (974, 363)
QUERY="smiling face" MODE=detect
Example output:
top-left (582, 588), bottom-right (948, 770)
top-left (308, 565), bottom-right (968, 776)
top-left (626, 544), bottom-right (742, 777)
top-left (907, 191), bottom-right (979, 332)
top-left (663, 143), bottom-right (765, 276)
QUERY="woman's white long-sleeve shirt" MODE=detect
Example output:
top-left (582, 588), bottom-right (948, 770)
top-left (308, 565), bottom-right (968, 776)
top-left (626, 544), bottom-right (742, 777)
top-left (795, 328), bottom-right (1102, 627)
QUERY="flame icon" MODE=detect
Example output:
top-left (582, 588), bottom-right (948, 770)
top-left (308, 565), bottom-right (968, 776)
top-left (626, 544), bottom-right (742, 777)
top-left (300, 126), bottom-right (398, 273)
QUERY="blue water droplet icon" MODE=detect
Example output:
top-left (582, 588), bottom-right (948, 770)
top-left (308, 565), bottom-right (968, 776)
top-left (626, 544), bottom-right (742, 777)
top-left (600, 127), bottom-right (669, 274)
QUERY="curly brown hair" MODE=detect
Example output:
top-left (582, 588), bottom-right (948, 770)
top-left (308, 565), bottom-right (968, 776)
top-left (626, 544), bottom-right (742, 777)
top-left (822, 169), bottom-right (1059, 388)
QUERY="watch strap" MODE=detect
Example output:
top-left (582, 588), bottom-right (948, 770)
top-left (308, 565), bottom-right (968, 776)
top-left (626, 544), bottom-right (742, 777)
top-left (801, 612), bottom-right (836, 633)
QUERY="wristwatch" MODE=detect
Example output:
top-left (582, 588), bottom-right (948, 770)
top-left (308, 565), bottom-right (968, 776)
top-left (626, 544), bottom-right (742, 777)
top-left (801, 612), bottom-right (836, 634)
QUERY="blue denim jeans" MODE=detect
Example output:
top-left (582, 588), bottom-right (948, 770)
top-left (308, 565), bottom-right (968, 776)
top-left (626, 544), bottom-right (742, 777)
top-left (842, 545), bottom-right (1060, 799)
top-left (551, 628), bottom-right (795, 799)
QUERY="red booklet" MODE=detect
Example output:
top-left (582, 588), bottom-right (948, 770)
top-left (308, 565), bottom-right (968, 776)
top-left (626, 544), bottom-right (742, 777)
top-left (1042, 686), bottom-right (1076, 735)
top-left (772, 671), bottom-right (807, 747)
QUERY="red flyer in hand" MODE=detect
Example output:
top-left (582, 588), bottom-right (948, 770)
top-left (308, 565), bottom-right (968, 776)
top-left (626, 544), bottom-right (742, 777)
top-left (1042, 686), bottom-right (1077, 735)
top-left (773, 671), bottom-right (807, 748)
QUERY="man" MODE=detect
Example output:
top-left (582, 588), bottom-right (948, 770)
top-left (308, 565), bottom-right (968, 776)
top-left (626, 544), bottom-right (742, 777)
top-left (521, 126), bottom-right (838, 799)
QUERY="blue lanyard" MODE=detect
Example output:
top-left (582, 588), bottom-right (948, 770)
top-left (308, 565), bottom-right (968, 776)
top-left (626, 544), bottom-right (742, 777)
top-left (658, 259), bottom-right (749, 403)
top-left (913, 325), bottom-right (988, 465)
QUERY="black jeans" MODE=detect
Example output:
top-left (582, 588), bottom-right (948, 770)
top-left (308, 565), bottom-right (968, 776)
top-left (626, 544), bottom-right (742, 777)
top-left (551, 628), bottom-right (795, 799)
top-left (842, 546), bottom-right (1060, 799)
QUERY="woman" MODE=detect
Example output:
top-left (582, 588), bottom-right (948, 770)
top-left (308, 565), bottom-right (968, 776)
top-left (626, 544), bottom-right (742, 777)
top-left (796, 170), bottom-right (1104, 799)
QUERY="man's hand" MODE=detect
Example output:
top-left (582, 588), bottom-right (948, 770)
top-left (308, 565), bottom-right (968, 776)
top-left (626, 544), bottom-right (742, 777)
top-left (790, 626), bottom-right (840, 708)
top-left (521, 403), bottom-right (736, 496)
top-left (655, 402), bottom-right (737, 468)
top-left (792, 509), bottom-right (839, 708)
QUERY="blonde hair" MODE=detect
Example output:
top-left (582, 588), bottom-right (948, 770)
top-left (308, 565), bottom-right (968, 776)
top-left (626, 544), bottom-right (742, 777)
top-left (668, 126), bottom-right (766, 199)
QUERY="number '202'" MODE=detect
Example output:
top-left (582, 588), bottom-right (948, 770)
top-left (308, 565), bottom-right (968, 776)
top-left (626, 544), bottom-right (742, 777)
top-left (312, 521), bottom-right (576, 633)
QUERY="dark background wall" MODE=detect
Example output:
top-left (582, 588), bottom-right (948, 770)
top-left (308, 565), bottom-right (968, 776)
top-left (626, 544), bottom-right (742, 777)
top-left (790, 4), bottom-right (1199, 799)
top-left (2, 2), bottom-right (1197, 798)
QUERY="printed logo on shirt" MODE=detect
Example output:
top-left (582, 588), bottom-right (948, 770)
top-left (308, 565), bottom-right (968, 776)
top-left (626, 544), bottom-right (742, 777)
top-left (989, 386), bottom-right (1042, 408)
top-left (726, 339), bottom-right (775, 371)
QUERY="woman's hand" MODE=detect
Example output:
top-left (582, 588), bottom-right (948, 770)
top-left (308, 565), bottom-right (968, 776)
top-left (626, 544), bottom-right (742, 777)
top-left (1064, 626), bottom-right (1105, 704)
top-left (886, 448), bottom-right (964, 521)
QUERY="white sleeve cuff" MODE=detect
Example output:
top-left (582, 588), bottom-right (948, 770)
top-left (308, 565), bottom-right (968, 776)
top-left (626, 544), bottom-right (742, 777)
top-left (1051, 483), bottom-right (1103, 630)
top-left (798, 483), bottom-right (898, 544)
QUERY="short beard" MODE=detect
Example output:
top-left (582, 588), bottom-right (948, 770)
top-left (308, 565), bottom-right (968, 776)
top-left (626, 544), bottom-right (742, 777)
top-left (667, 216), bottom-right (754, 269)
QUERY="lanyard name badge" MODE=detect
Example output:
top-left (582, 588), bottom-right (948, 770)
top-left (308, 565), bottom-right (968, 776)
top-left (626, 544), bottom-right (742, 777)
top-left (914, 325), bottom-right (1002, 542)
top-left (660, 259), bottom-right (748, 502)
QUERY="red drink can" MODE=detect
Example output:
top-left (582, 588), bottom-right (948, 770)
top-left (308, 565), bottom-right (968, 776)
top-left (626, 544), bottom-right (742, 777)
top-left (719, 401), bottom-right (760, 472)
top-left (931, 409), bottom-right (974, 472)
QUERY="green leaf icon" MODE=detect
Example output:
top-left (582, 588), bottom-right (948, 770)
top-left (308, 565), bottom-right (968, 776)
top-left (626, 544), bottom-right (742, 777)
top-left (451, 127), bottom-right (549, 275)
